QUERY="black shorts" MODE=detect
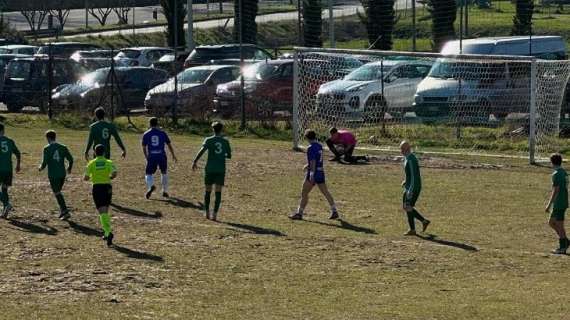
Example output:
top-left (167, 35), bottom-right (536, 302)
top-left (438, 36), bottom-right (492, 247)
top-left (92, 184), bottom-right (112, 208)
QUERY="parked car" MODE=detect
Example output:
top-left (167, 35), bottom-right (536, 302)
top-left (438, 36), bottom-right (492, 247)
top-left (152, 52), bottom-right (190, 76)
top-left (0, 45), bottom-right (38, 55)
top-left (183, 44), bottom-right (273, 69)
top-left (114, 47), bottom-right (174, 67)
top-left (146, 65), bottom-right (240, 118)
top-left (70, 50), bottom-right (114, 71)
top-left (315, 60), bottom-right (433, 122)
top-left (413, 36), bottom-right (567, 120)
top-left (214, 60), bottom-right (294, 119)
top-left (2, 56), bottom-right (87, 112)
top-left (0, 54), bottom-right (31, 96)
top-left (36, 42), bottom-right (103, 58)
top-left (52, 67), bottom-right (168, 112)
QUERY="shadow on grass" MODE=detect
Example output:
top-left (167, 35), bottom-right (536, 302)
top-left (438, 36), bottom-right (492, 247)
top-left (304, 219), bottom-right (377, 235)
top-left (113, 245), bottom-right (164, 262)
top-left (224, 222), bottom-right (286, 236)
top-left (417, 234), bottom-right (479, 252)
top-left (154, 197), bottom-right (203, 210)
top-left (111, 203), bottom-right (162, 219)
top-left (67, 220), bottom-right (103, 237)
top-left (8, 219), bottom-right (58, 235)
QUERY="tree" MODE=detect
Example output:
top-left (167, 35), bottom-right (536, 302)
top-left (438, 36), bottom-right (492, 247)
top-left (359, 0), bottom-right (396, 50)
top-left (160, 0), bottom-right (187, 48)
top-left (89, 7), bottom-right (114, 26)
top-left (302, 0), bottom-right (322, 47)
top-left (113, 7), bottom-right (131, 25)
top-left (426, 0), bottom-right (457, 52)
top-left (20, 9), bottom-right (49, 35)
top-left (233, 0), bottom-right (259, 44)
top-left (512, 0), bottom-right (533, 36)
top-left (49, 9), bottom-right (71, 30)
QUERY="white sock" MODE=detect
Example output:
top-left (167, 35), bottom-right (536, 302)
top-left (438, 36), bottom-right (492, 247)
top-left (297, 206), bottom-right (304, 215)
top-left (161, 174), bottom-right (169, 193)
top-left (145, 175), bottom-right (154, 190)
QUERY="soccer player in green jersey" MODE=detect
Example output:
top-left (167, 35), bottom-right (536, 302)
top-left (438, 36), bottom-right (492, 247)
top-left (38, 130), bottom-right (74, 220)
top-left (84, 108), bottom-right (126, 161)
top-left (192, 122), bottom-right (232, 221)
top-left (0, 123), bottom-right (21, 219)
top-left (545, 153), bottom-right (569, 254)
top-left (400, 141), bottom-right (430, 236)
top-left (84, 144), bottom-right (117, 247)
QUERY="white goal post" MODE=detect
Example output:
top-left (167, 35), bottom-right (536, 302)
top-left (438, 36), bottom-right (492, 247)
top-left (292, 47), bottom-right (570, 163)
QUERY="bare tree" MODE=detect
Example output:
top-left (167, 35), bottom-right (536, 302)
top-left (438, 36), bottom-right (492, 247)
top-left (49, 9), bottom-right (71, 30)
top-left (113, 7), bottom-right (132, 25)
top-left (89, 7), bottom-right (114, 26)
top-left (20, 9), bottom-right (49, 34)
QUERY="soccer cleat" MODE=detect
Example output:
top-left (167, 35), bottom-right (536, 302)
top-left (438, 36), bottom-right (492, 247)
top-left (1, 204), bottom-right (13, 219)
top-left (59, 209), bottom-right (71, 221)
top-left (422, 220), bottom-right (431, 233)
top-left (162, 192), bottom-right (170, 198)
top-left (329, 211), bottom-right (339, 220)
top-left (106, 233), bottom-right (114, 247)
top-left (552, 247), bottom-right (567, 255)
top-left (289, 212), bottom-right (303, 220)
top-left (205, 211), bottom-right (211, 220)
top-left (145, 186), bottom-right (156, 199)
top-left (404, 230), bottom-right (417, 236)
top-left (211, 212), bottom-right (218, 222)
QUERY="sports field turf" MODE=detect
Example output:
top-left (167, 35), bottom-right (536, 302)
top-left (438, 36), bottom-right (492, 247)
top-left (0, 116), bottom-right (567, 319)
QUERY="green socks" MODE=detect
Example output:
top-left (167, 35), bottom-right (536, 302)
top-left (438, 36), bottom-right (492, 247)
top-left (55, 193), bottom-right (67, 212)
top-left (99, 213), bottom-right (112, 237)
top-left (0, 187), bottom-right (8, 207)
top-left (204, 191), bottom-right (212, 213)
top-left (214, 192), bottom-right (222, 213)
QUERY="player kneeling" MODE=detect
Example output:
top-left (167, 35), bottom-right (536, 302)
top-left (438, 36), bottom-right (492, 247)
top-left (84, 145), bottom-right (117, 247)
top-left (289, 129), bottom-right (339, 220)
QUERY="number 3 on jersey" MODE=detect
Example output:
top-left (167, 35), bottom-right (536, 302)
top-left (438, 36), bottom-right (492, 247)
top-left (214, 142), bottom-right (223, 154)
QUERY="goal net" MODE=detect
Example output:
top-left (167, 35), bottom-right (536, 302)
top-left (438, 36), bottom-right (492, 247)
top-left (292, 48), bottom-right (570, 163)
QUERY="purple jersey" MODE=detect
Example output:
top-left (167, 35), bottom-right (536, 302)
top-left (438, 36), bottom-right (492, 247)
top-left (307, 142), bottom-right (324, 171)
top-left (142, 128), bottom-right (171, 156)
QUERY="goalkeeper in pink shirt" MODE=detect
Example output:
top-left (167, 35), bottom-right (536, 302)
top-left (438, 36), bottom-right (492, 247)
top-left (326, 127), bottom-right (368, 164)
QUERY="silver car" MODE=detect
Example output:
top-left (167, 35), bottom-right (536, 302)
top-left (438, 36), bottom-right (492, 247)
top-left (315, 60), bottom-right (433, 122)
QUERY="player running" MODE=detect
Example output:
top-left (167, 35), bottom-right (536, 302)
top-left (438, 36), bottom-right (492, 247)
top-left (0, 123), bottom-right (21, 219)
top-left (545, 153), bottom-right (569, 254)
top-left (192, 122), bottom-right (232, 221)
top-left (84, 107), bottom-right (126, 161)
top-left (400, 141), bottom-right (430, 236)
top-left (142, 117), bottom-right (178, 199)
top-left (84, 145), bottom-right (117, 247)
top-left (289, 129), bottom-right (339, 220)
top-left (38, 130), bottom-right (74, 220)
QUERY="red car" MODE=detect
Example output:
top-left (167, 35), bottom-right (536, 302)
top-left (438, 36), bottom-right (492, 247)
top-left (213, 60), bottom-right (293, 119)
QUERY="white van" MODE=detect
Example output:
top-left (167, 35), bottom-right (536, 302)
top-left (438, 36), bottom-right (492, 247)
top-left (413, 36), bottom-right (567, 120)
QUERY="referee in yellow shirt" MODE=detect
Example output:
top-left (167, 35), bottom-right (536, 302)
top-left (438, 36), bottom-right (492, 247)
top-left (84, 144), bottom-right (117, 247)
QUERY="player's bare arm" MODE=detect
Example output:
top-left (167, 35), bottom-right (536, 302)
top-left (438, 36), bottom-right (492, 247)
top-left (192, 147), bottom-right (207, 171)
top-left (546, 186), bottom-right (560, 212)
top-left (167, 143), bottom-right (178, 163)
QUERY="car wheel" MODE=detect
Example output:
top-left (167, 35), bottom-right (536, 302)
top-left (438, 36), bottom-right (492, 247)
top-left (364, 95), bottom-right (386, 123)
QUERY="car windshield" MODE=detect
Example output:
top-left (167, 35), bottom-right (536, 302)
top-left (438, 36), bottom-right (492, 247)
top-left (345, 64), bottom-right (393, 81)
top-left (0, 48), bottom-right (11, 54)
top-left (6, 61), bottom-right (31, 80)
top-left (243, 63), bottom-right (280, 80)
top-left (117, 50), bottom-right (141, 59)
top-left (428, 60), bottom-right (486, 80)
top-left (176, 68), bottom-right (213, 84)
top-left (79, 69), bottom-right (109, 86)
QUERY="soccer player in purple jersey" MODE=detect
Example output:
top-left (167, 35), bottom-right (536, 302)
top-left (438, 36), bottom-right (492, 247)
top-left (289, 129), bottom-right (339, 220)
top-left (142, 118), bottom-right (178, 199)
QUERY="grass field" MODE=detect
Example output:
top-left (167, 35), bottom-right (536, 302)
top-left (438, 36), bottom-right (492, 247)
top-left (0, 115), bottom-right (568, 319)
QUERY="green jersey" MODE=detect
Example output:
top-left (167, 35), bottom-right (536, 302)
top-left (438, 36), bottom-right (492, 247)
top-left (552, 167), bottom-right (568, 210)
top-left (85, 121), bottom-right (125, 158)
top-left (202, 135), bottom-right (232, 174)
top-left (404, 153), bottom-right (421, 193)
top-left (40, 142), bottom-right (74, 179)
top-left (85, 156), bottom-right (117, 185)
top-left (0, 136), bottom-right (20, 173)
